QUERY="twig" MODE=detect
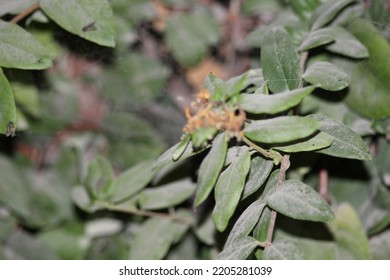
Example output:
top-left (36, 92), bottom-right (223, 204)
top-left (319, 158), bottom-right (329, 201)
top-left (242, 136), bottom-right (283, 163)
top-left (101, 202), bottom-right (194, 225)
top-left (264, 154), bottom-right (290, 247)
top-left (10, 2), bottom-right (40, 24)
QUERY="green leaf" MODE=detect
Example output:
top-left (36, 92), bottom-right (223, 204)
top-left (266, 180), bottom-right (334, 222)
top-left (212, 149), bottom-right (251, 231)
top-left (166, 8), bottom-right (220, 67)
top-left (242, 155), bottom-right (274, 199)
top-left (111, 160), bottom-right (155, 203)
top-left (309, 114), bottom-right (372, 160)
top-left (194, 133), bottom-right (227, 207)
top-left (194, 216), bottom-right (215, 246)
top-left (129, 218), bottom-right (176, 260)
top-left (240, 86), bottom-right (315, 114)
top-left (370, 230), bottom-right (390, 260)
top-left (191, 127), bottom-right (218, 148)
top-left (325, 26), bottom-right (368, 59)
top-left (12, 81), bottom-right (40, 117)
top-left (327, 203), bottom-right (372, 259)
top-left (274, 131), bottom-right (332, 153)
top-left (0, 20), bottom-right (52, 69)
top-left (309, 0), bottom-right (357, 30)
top-left (40, 0), bottom-right (116, 47)
top-left (0, 0), bottom-right (37, 17)
top-left (0, 68), bottom-right (16, 136)
top-left (217, 237), bottom-right (259, 260)
top-left (138, 179), bottom-right (195, 210)
top-left (85, 156), bottom-right (114, 201)
top-left (303, 62), bottom-right (350, 91)
top-left (342, 18), bottom-right (390, 119)
top-left (298, 27), bottom-right (335, 52)
top-left (292, 0), bottom-right (323, 21)
top-left (261, 27), bottom-right (301, 93)
top-left (263, 238), bottom-right (304, 260)
top-left (225, 200), bottom-right (266, 247)
top-left (172, 134), bottom-right (191, 161)
top-left (211, 72), bottom-right (248, 101)
top-left (244, 116), bottom-right (320, 144)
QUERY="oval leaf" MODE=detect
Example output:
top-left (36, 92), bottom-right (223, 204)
top-left (309, 0), bottom-right (357, 31)
top-left (212, 149), bottom-right (251, 231)
top-left (261, 27), bottom-right (301, 93)
top-left (225, 200), bottom-right (266, 247)
top-left (217, 236), bottom-right (259, 260)
top-left (194, 133), bottom-right (227, 207)
top-left (242, 155), bottom-right (274, 199)
top-left (138, 179), bottom-right (195, 210)
top-left (303, 61), bottom-right (350, 91)
top-left (172, 134), bottom-right (191, 161)
top-left (263, 238), bottom-right (304, 260)
top-left (309, 114), bottom-right (372, 160)
top-left (298, 27), bottom-right (335, 52)
top-left (325, 26), bottom-right (368, 59)
top-left (266, 179), bottom-right (334, 222)
top-left (0, 68), bottom-right (16, 135)
top-left (0, 20), bottom-right (52, 69)
top-left (240, 86), bottom-right (315, 114)
top-left (40, 0), bottom-right (116, 47)
top-left (111, 160), bottom-right (155, 203)
top-left (244, 116), bottom-right (320, 144)
top-left (274, 131), bottom-right (332, 153)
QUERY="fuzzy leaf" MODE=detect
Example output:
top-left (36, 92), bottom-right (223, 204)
top-left (40, 0), bottom-right (116, 47)
top-left (242, 156), bottom-right (274, 199)
top-left (266, 180), bottom-right (334, 222)
top-left (310, 114), bottom-right (372, 160)
top-left (0, 20), bottom-right (52, 69)
top-left (325, 26), bottom-right (368, 59)
top-left (240, 86), bottom-right (315, 114)
top-left (138, 179), bottom-right (195, 210)
top-left (225, 200), bottom-right (266, 247)
top-left (261, 27), bottom-right (301, 93)
top-left (194, 133), bottom-right (227, 207)
top-left (274, 131), bottom-right (332, 153)
top-left (298, 27), bottom-right (335, 52)
top-left (303, 62), bottom-right (350, 91)
top-left (309, 0), bottom-right (357, 30)
top-left (263, 238), bottom-right (304, 260)
top-left (292, 0), bottom-right (323, 21)
top-left (244, 116), bottom-right (320, 144)
top-left (217, 237), bottom-right (259, 260)
top-left (111, 160), bottom-right (155, 203)
top-left (0, 68), bottom-right (16, 136)
top-left (85, 156), bottom-right (114, 201)
top-left (212, 149), bottom-right (251, 231)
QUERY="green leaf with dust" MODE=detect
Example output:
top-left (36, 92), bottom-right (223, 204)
top-left (342, 18), bottom-right (390, 119)
top-left (40, 0), bottom-right (116, 47)
top-left (263, 238), bottom-right (304, 260)
top-left (194, 133), bottom-right (227, 207)
top-left (327, 203), bottom-right (372, 259)
top-left (309, 0), bottom-right (357, 31)
top-left (325, 26), bottom-right (368, 59)
top-left (240, 86), bottom-right (315, 114)
top-left (244, 116), bottom-right (320, 144)
top-left (309, 114), bottom-right (372, 160)
top-left (266, 180), bottom-right (334, 222)
top-left (217, 237), bottom-right (259, 260)
top-left (0, 20), bottom-right (52, 69)
top-left (303, 62), bottom-right (350, 91)
top-left (242, 156), bottom-right (274, 199)
top-left (138, 179), bottom-right (195, 210)
top-left (111, 160), bottom-right (155, 203)
top-left (85, 156), bottom-right (114, 201)
top-left (129, 218), bottom-right (187, 260)
top-left (298, 27), bottom-right (335, 52)
top-left (212, 149), bottom-right (251, 231)
top-left (225, 200), bottom-right (266, 247)
top-left (172, 134), bottom-right (191, 161)
top-left (274, 131), bottom-right (332, 153)
top-left (0, 68), bottom-right (16, 136)
top-left (166, 8), bottom-right (220, 67)
top-left (261, 27), bottom-right (301, 93)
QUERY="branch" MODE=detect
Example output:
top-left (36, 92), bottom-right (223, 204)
top-left (242, 136), bottom-right (283, 164)
top-left (10, 3), bottom-right (40, 24)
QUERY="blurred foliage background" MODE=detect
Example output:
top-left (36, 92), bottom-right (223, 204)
top-left (0, 0), bottom-right (390, 260)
